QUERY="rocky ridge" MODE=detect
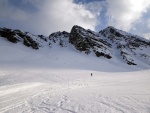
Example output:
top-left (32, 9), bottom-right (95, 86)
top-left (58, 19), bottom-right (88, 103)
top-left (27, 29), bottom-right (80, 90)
top-left (0, 25), bottom-right (150, 66)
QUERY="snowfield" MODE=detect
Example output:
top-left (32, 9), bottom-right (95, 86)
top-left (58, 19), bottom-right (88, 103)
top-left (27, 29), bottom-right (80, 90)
top-left (0, 69), bottom-right (150, 113)
top-left (0, 38), bottom-right (150, 113)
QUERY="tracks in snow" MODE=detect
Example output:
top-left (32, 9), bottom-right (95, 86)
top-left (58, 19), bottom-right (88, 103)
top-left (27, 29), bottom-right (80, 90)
top-left (0, 80), bottom-right (88, 113)
top-left (0, 69), bottom-right (150, 113)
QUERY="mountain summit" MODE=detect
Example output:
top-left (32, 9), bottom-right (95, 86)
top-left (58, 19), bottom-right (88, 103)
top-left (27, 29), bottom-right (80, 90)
top-left (0, 25), bottom-right (150, 68)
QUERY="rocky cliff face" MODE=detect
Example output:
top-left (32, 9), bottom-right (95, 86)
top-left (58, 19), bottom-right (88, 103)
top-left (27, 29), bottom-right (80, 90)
top-left (0, 25), bottom-right (150, 66)
top-left (49, 31), bottom-right (70, 47)
top-left (99, 26), bottom-right (150, 65)
top-left (0, 28), bottom-right (39, 49)
top-left (69, 25), bottom-right (112, 59)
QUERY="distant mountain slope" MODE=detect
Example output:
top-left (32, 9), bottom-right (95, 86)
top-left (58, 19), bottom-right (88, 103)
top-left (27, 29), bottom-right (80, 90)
top-left (0, 25), bottom-right (150, 68)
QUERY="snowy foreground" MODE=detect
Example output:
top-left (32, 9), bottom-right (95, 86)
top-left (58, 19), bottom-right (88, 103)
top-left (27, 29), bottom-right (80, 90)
top-left (0, 39), bottom-right (150, 113)
top-left (0, 69), bottom-right (150, 113)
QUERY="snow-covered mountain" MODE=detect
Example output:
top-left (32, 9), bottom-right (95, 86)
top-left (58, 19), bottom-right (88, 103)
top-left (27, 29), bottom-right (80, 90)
top-left (0, 25), bottom-right (150, 68)
top-left (0, 26), bottom-right (150, 113)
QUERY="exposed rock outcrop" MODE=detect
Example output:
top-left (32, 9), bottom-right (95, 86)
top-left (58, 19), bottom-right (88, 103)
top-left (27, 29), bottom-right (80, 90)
top-left (0, 25), bottom-right (150, 66)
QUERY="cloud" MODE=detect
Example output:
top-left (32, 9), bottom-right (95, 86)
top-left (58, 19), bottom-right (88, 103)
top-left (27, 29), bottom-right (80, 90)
top-left (85, 1), bottom-right (106, 28)
top-left (0, 0), bottom-right (28, 21)
top-left (143, 33), bottom-right (150, 39)
top-left (147, 19), bottom-right (150, 29)
top-left (139, 19), bottom-right (150, 40)
top-left (0, 0), bottom-right (150, 40)
top-left (84, 1), bottom-right (103, 16)
top-left (0, 0), bottom-right (102, 35)
top-left (106, 0), bottom-right (150, 32)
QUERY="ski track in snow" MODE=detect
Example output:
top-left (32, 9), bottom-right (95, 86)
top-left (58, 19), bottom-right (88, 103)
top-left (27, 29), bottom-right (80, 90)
top-left (0, 69), bottom-right (150, 113)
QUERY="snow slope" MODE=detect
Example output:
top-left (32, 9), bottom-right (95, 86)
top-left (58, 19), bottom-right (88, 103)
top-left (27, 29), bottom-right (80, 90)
top-left (0, 36), bottom-right (147, 72)
top-left (0, 36), bottom-right (150, 113)
top-left (1, 26), bottom-right (150, 68)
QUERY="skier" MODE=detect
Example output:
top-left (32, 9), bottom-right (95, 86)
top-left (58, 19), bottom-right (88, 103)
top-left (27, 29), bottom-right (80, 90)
top-left (91, 73), bottom-right (92, 77)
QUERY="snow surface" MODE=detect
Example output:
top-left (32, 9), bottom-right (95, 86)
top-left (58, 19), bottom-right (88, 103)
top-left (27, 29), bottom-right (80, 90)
top-left (0, 37), bottom-right (150, 113)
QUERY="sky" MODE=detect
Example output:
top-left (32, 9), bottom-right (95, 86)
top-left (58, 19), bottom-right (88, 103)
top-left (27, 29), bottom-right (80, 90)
top-left (0, 0), bottom-right (150, 39)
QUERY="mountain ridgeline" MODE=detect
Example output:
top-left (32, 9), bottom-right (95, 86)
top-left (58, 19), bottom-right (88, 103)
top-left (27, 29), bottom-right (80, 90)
top-left (0, 25), bottom-right (150, 66)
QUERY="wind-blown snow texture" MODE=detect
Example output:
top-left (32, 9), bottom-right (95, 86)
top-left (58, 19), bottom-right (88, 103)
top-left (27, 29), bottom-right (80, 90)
top-left (0, 26), bottom-right (150, 113)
